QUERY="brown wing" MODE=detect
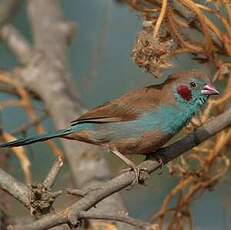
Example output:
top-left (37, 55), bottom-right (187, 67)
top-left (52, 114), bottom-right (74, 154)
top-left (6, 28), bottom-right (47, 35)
top-left (71, 84), bottom-right (168, 126)
top-left (71, 70), bottom-right (209, 126)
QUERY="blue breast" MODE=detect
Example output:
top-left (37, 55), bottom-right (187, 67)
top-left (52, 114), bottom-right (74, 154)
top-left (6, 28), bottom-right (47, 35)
top-left (71, 101), bottom-right (205, 142)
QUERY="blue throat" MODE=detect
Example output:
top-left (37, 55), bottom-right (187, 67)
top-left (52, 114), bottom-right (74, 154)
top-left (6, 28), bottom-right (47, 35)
top-left (120, 92), bottom-right (209, 137)
top-left (162, 91), bottom-right (209, 134)
top-left (138, 100), bottom-right (206, 136)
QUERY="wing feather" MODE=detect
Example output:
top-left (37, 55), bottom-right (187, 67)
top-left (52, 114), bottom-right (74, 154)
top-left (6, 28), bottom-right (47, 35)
top-left (71, 85), bottom-right (166, 126)
top-left (71, 71), bottom-right (208, 126)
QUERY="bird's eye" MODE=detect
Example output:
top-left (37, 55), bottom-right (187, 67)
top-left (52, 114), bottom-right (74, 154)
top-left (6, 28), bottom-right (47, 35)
top-left (190, 81), bottom-right (197, 88)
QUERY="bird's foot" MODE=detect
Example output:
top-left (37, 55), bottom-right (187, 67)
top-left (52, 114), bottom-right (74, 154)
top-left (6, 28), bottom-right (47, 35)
top-left (120, 166), bottom-right (149, 187)
top-left (130, 167), bottom-right (147, 187)
top-left (110, 149), bottom-right (148, 186)
top-left (146, 154), bottom-right (165, 175)
top-left (156, 157), bottom-right (164, 175)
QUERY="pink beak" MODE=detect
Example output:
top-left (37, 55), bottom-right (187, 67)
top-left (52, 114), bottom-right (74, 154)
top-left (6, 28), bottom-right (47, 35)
top-left (201, 84), bottom-right (220, 96)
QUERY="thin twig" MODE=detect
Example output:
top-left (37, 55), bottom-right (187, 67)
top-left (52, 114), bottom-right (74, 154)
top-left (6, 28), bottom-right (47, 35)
top-left (2, 132), bottom-right (32, 185)
top-left (0, 0), bottom-right (21, 28)
top-left (78, 211), bottom-right (151, 229)
top-left (0, 81), bottom-right (41, 100)
top-left (43, 157), bottom-right (64, 189)
top-left (11, 112), bottom-right (48, 135)
top-left (66, 188), bottom-right (86, 197)
top-left (0, 24), bottom-right (32, 64)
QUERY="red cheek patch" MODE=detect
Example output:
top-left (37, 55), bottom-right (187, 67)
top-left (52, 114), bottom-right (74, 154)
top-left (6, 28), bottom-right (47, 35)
top-left (176, 85), bottom-right (192, 101)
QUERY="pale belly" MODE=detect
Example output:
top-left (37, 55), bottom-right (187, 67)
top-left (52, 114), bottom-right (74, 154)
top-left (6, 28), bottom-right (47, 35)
top-left (105, 130), bottom-right (172, 155)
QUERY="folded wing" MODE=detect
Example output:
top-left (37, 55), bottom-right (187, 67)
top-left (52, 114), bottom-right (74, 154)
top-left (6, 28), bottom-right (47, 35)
top-left (71, 86), bottom-right (164, 126)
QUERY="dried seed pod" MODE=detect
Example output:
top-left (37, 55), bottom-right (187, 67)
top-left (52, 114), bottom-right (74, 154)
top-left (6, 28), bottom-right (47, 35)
top-left (132, 27), bottom-right (176, 77)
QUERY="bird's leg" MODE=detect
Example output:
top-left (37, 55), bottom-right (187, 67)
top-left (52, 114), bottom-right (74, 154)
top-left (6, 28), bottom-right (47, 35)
top-left (111, 149), bottom-right (142, 185)
top-left (146, 153), bottom-right (164, 175)
top-left (155, 156), bottom-right (164, 175)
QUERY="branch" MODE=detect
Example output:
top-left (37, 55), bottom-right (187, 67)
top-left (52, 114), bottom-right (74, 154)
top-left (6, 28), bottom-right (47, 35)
top-left (43, 157), bottom-right (63, 189)
top-left (11, 107), bottom-right (231, 230)
top-left (0, 81), bottom-right (41, 100)
top-left (0, 0), bottom-right (21, 28)
top-left (0, 168), bottom-right (30, 208)
top-left (0, 0), bottom-right (32, 64)
top-left (74, 211), bottom-right (152, 229)
top-left (0, 153), bottom-right (63, 219)
top-left (0, 24), bottom-right (32, 64)
top-left (11, 112), bottom-right (47, 135)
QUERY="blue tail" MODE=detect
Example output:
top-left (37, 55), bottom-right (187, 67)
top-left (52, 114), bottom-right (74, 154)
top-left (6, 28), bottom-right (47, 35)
top-left (0, 128), bottom-right (74, 147)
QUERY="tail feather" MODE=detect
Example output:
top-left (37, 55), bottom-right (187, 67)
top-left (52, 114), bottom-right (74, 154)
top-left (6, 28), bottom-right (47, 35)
top-left (0, 128), bottom-right (73, 148)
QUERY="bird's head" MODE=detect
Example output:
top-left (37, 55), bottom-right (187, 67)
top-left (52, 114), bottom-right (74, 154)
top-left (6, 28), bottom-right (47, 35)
top-left (170, 71), bottom-right (219, 106)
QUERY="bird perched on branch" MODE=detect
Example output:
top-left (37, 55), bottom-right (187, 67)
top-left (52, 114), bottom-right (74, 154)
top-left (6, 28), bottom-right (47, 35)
top-left (0, 71), bottom-right (219, 182)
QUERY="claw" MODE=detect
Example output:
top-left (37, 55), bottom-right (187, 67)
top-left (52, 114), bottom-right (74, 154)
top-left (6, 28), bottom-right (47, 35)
top-left (154, 155), bottom-right (164, 175)
top-left (131, 166), bottom-right (140, 186)
top-left (120, 166), bottom-right (149, 187)
top-left (147, 153), bottom-right (165, 174)
top-left (110, 149), bottom-right (149, 186)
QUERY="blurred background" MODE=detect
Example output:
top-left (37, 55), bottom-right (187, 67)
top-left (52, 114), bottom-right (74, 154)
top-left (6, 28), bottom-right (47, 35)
top-left (0, 0), bottom-right (230, 229)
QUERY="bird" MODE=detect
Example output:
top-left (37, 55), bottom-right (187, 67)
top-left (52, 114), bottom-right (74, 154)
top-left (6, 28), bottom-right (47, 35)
top-left (0, 70), bottom-right (219, 182)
